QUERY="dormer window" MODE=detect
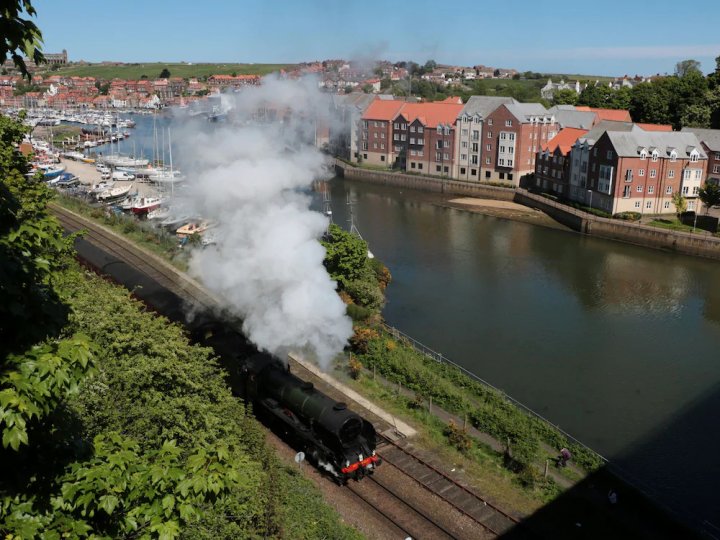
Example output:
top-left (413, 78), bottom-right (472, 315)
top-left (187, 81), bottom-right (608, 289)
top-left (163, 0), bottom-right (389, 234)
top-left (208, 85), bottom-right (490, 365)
top-left (690, 150), bottom-right (699, 162)
top-left (639, 149), bottom-right (647, 160)
top-left (651, 150), bottom-right (659, 162)
top-left (669, 150), bottom-right (677, 162)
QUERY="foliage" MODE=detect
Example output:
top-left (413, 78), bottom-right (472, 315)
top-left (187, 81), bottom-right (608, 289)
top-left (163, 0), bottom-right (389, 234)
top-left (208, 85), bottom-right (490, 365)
top-left (348, 356), bottom-right (363, 380)
top-left (321, 223), bottom-right (369, 287)
top-left (159, 68), bottom-right (171, 79)
top-left (552, 89), bottom-right (578, 106)
top-left (0, 0), bottom-right (44, 79)
top-left (675, 59), bottom-right (702, 78)
top-left (346, 302), bottom-right (373, 322)
top-left (344, 278), bottom-right (385, 310)
top-left (612, 211), bottom-right (641, 222)
top-left (41, 62), bottom-right (294, 80)
top-left (671, 192), bottom-right (688, 217)
top-left (0, 114), bottom-right (96, 452)
top-left (698, 182), bottom-right (720, 213)
top-left (443, 420), bottom-right (472, 453)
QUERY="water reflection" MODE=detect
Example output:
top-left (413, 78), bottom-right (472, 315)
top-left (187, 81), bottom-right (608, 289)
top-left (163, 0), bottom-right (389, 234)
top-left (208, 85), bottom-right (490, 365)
top-left (320, 177), bottom-right (720, 531)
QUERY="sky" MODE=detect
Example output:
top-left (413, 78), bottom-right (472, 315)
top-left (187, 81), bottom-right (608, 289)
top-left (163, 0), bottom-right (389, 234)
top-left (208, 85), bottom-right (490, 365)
top-left (34, 0), bottom-right (720, 77)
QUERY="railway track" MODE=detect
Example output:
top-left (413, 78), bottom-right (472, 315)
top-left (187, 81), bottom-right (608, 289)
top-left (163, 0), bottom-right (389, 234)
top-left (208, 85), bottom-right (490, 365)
top-left (377, 435), bottom-right (531, 538)
top-left (51, 204), bottom-right (533, 539)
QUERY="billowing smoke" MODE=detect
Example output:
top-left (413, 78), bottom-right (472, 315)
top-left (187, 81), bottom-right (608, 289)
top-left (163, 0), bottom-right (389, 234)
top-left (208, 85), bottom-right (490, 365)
top-left (174, 76), bottom-right (353, 368)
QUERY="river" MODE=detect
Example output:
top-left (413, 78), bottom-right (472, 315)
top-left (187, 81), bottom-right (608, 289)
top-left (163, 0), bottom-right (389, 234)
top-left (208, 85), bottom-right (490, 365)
top-left (108, 114), bottom-right (720, 532)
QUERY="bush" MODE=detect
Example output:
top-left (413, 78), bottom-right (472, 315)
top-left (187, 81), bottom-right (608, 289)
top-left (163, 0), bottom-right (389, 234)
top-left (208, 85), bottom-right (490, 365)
top-left (444, 420), bottom-right (472, 453)
top-left (349, 326), bottom-right (379, 354)
top-left (348, 356), bottom-right (363, 379)
top-left (346, 303), bottom-right (373, 322)
top-left (344, 279), bottom-right (385, 310)
top-left (613, 211), bottom-right (641, 221)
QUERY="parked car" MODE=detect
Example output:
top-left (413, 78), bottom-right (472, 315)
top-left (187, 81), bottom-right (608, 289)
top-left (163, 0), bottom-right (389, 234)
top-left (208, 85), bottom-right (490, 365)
top-left (101, 171), bottom-right (112, 180)
top-left (112, 171), bottom-right (135, 181)
top-left (96, 164), bottom-right (110, 173)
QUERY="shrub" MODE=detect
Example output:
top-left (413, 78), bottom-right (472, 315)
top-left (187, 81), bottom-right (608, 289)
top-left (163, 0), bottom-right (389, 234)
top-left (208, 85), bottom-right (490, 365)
top-left (346, 303), bottom-right (372, 322)
top-left (344, 279), bottom-right (385, 310)
top-left (348, 356), bottom-right (363, 379)
top-left (444, 420), bottom-right (472, 453)
top-left (613, 211), bottom-right (641, 221)
top-left (349, 326), bottom-right (379, 354)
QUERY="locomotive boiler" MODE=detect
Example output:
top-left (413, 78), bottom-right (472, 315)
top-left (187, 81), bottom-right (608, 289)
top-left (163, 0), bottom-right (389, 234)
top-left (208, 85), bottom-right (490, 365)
top-left (241, 352), bottom-right (381, 482)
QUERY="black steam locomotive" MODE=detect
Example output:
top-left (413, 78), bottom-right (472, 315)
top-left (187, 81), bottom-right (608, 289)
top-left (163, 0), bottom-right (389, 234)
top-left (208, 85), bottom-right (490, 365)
top-left (241, 352), bottom-right (381, 482)
top-left (195, 323), bottom-right (380, 482)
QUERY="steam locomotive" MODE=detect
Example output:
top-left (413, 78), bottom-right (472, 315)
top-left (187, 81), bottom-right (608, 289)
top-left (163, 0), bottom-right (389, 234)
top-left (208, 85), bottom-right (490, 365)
top-left (241, 352), bottom-right (381, 482)
top-left (195, 323), bottom-right (380, 482)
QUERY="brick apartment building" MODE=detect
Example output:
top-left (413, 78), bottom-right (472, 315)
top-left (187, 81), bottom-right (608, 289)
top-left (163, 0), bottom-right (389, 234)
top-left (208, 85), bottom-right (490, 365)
top-left (358, 98), bottom-right (405, 166)
top-left (481, 103), bottom-right (558, 185)
top-left (568, 127), bottom-right (707, 215)
top-left (453, 96), bottom-right (517, 180)
top-left (682, 127), bottom-right (720, 186)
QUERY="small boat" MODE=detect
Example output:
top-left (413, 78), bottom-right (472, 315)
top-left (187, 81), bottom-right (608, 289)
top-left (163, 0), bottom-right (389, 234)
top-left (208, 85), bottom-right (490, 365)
top-left (80, 156), bottom-right (96, 164)
top-left (41, 164), bottom-right (66, 179)
top-left (131, 197), bottom-right (163, 215)
top-left (48, 172), bottom-right (79, 187)
top-left (97, 184), bottom-right (133, 203)
top-left (147, 207), bottom-right (171, 220)
top-left (159, 213), bottom-right (193, 229)
top-left (149, 169), bottom-right (185, 184)
top-left (176, 221), bottom-right (212, 238)
top-left (90, 180), bottom-right (115, 194)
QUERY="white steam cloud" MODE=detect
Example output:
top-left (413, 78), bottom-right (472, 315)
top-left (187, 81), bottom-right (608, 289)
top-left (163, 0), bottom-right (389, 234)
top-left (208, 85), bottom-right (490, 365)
top-left (174, 76), bottom-right (352, 367)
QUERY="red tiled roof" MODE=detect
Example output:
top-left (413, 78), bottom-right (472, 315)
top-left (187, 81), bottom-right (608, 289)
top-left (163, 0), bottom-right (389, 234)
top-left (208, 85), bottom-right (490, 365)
top-left (576, 106), bottom-right (631, 122)
top-left (637, 123), bottom-right (673, 132)
top-left (397, 101), bottom-right (464, 128)
top-left (361, 98), bottom-right (406, 121)
top-left (542, 127), bottom-right (588, 154)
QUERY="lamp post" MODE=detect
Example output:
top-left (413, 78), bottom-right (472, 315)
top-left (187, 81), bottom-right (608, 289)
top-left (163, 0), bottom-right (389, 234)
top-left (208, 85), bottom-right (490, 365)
top-left (587, 189), bottom-right (593, 210)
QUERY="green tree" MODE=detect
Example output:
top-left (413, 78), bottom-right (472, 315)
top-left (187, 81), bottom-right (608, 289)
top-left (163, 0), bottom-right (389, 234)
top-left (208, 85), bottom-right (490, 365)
top-left (0, 0), bottom-right (44, 79)
top-left (552, 88), bottom-right (578, 106)
top-left (671, 192), bottom-right (687, 218)
top-left (675, 59), bottom-right (702, 78)
top-left (321, 223), bottom-right (368, 287)
top-left (698, 182), bottom-right (720, 214)
top-left (0, 114), bottom-right (95, 451)
top-left (159, 67), bottom-right (171, 78)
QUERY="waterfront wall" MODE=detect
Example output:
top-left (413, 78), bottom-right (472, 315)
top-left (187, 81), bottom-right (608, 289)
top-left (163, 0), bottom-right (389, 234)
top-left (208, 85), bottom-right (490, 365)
top-left (335, 160), bottom-right (720, 261)
top-left (516, 190), bottom-right (720, 261)
top-left (335, 160), bottom-right (516, 202)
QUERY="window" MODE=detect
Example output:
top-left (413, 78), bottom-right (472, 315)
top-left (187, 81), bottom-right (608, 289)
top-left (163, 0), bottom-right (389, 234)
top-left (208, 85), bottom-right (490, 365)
top-left (363, 153), bottom-right (367, 159)
top-left (646, 201), bottom-right (652, 209)
top-left (471, 169), bottom-right (477, 176)
top-left (410, 162), bottom-right (416, 169)
top-left (695, 169), bottom-right (702, 179)
top-left (635, 201), bottom-right (641, 208)
top-left (488, 119), bottom-right (493, 126)
top-left (640, 150), bottom-right (647, 160)
top-left (373, 143), bottom-right (377, 149)
top-left (690, 152), bottom-right (699, 162)
top-left (485, 171), bottom-right (491, 178)
top-left (394, 122), bottom-right (399, 129)
top-left (485, 157), bottom-right (490, 164)
top-left (714, 165), bottom-right (720, 173)
top-left (460, 167), bottom-right (466, 175)
top-left (410, 137), bottom-right (415, 144)
top-left (651, 151), bottom-right (658, 162)
top-left (374, 132), bottom-right (378, 138)
top-left (393, 133), bottom-right (399, 141)
top-left (362, 142), bottom-right (368, 150)
top-left (500, 146), bottom-right (505, 153)
top-left (500, 132), bottom-right (507, 140)
top-left (436, 165), bottom-right (441, 172)
top-left (623, 186), bottom-right (631, 198)
top-left (380, 132), bottom-right (385, 139)
top-left (374, 121), bottom-right (379, 127)
top-left (461, 128), bottom-right (468, 136)
top-left (380, 143), bottom-right (384, 149)
top-left (637, 185), bottom-right (643, 192)
top-left (689, 200), bottom-right (696, 209)
top-left (400, 134), bottom-right (406, 141)
top-left (650, 169), bottom-right (656, 178)
top-left (486, 131), bottom-right (492, 139)
top-left (683, 169), bottom-right (691, 180)
top-left (498, 158), bottom-right (505, 166)
top-left (444, 140), bottom-right (450, 148)
top-left (666, 186), bottom-right (672, 194)
top-left (625, 170), bottom-right (633, 182)
top-left (664, 201), bottom-right (670, 209)
top-left (499, 172), bottom-right (505, 179)
top-left (461, 153), bottom-right (467, 161)
top-left (509, 147), bottom-right (514, 154)
top-left (443, 153), bottom-right (449, 160)
top-left (648, 186), bottom-right (654, 194)
top-left (607, 150), bottom-right (614, 159)
top-left (508, 159), bottom-right (513, 167)
top-left (715, 152), bottom-right (720, 160)
top-left (670, 151), bottom-right (677, 162)
top-left (444, 166), bottom-right (449, 173)
top-left (638, 169), bottom-right (645, 177)
top-left (693, 186), bottom-right (699, 195)
top-left (401, 123), bottom-right (407, 129)
top-left (668, 170), bottom-right (675, 178)
top-left (410, 125), bottom-right (415, 132)
top-left (435, 152), bottom-right (441, 162)
top-left (472, 143), bottom-right (478, 152)
top-left (461, 141), bottom-right (468, 149)
top-left (471, 130), bottom-right (478, 140)
top-left (486, 144), bottom-right (491, 151)
top-left (505, 119), bottom-right (512, 127)
top-left (418, 163), bottom-right (423, 169)
top-left (508, 173), bottom-right (513, 181)
top-left (410, 149), bottom-right (416, 156)
top-left (418, 127), bottom-right (424, 133)
top-left (472, 155), bottom-right (478, 164)
top-left (380, 155), bottom-right (385, 161)
top-left (362, 121), bottom-right (368, 129)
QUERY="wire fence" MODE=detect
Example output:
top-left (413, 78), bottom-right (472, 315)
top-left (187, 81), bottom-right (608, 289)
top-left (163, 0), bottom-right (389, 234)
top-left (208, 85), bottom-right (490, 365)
top-left (381, 322), bottom-right (608, 463)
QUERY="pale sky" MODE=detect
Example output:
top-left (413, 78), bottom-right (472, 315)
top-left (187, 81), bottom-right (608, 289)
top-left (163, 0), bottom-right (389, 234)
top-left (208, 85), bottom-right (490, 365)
top-left (35, 0), bottom-right (720, 76)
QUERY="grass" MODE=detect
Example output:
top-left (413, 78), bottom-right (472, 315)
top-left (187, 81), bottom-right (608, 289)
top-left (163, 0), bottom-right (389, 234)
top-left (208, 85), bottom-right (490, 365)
top-left (41, 62), bottom-right (295, 80)
top-left (647, 218), bottom-right (704, 233)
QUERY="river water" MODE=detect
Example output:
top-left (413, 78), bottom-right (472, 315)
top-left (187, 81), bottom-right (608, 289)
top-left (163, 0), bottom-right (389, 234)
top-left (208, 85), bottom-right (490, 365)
top-left (111, 114), bottom-right (720, 531)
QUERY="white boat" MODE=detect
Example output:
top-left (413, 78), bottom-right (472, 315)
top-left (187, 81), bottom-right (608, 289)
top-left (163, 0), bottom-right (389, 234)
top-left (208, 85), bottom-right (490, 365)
top-left (176, 221), bottom-right (213, 237)
top-left (97, 184), bottom-right (133, 203)
top-left (131, 197), bottom-right (164, 215)
top-left (90, 180), bottom-right (115, 194)
top-left (149, 169), bottom-right (185, 184)
top-left (102, 155), bottom-right (150, 168)
top-left (147, 207), bottom-right (171, 220)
